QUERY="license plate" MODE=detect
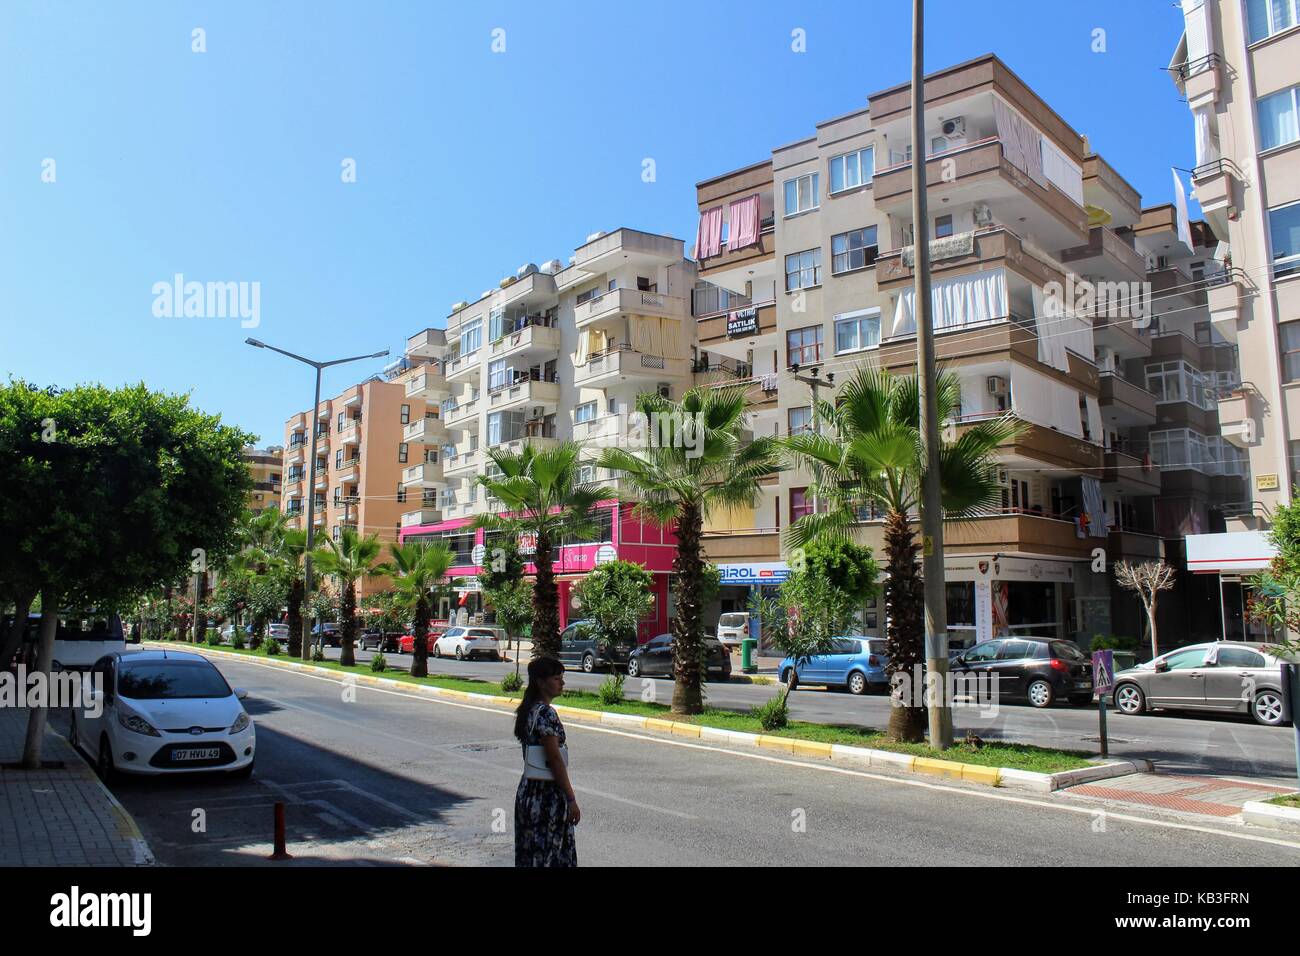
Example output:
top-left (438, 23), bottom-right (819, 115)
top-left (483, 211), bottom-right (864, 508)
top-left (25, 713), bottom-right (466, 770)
top-left (173, 747), bottom-right (221, 762)
top-left (1075, 681), bottom-right (1093, 689)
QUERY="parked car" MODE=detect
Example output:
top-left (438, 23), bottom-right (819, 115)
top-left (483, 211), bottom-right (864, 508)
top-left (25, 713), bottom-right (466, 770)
top-left (359, 629), bottom-right (405, 652)
top-left (778, 637), bottom-right (889, 695)
top-left (22, 612), bottom-right (127, 671)
top-left (433, 626), bottom-right (504, 661)
top-left (716, 612), bottom-right (750, 651)
top-left (625, 633), bottom-right (731, 681)
top-left (396, 625), bottom-right (450, 654)
top-left (1092, 648), bottom-right (1138, 674)
top-left (266, 623), bottom-right (289, 643)
top-left (220, 623), bottom-right (254, 641)
top-left (949, 636), bottom-right (1094, 708)
top-left (311, 622), bottom-right (342, 647)
top-left (1110, 641), bottom-right (1294, 726)
top-left (69, 650), bottom-right (255, 779)
top-left (557, 621), bottom-right (635, 673)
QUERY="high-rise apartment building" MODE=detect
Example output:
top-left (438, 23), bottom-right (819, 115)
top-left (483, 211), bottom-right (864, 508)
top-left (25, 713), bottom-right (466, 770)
top-left (242, 445), bottom-right (283, 514)
top-left (1170, 0), bottom-right (1300, 638)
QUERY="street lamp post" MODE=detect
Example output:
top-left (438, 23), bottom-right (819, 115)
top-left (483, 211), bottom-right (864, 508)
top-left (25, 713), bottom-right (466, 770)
top-left (246, 338), bottom-right (388, 661)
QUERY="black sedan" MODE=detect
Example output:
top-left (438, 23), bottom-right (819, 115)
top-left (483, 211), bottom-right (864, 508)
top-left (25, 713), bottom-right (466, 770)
top-left (626, 633), bottom-right (732, 681)
top-left (949, 636), bottom-right (1093, 707)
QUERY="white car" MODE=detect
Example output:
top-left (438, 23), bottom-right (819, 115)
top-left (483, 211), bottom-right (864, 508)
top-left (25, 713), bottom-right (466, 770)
top-left (33, 612), bottom-right (127, 671)
top-left (266, 623), bottom-right (290, 643)
top-left (716, 612), bottom-right (750, 651)
top-left (433, 626), bottom-right (504, 661)
top-left (70, 650), bottom-right (256, 779)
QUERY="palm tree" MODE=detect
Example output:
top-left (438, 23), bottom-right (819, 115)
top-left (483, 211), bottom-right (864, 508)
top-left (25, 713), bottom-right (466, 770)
top-left (227, 507), bottom-right (310, 656)
top-left (782, 365), bottom-right (1021, 742)
top-left (473, 442), bottom-right (615, 659)
top-left (599, 385), bottom-right (780, 715)
top-left (378, 539), bottom-right (457, 678)
top-left (312, 527), bottom-right (385, 666)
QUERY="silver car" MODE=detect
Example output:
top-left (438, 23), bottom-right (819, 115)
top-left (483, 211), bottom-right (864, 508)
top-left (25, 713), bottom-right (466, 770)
top-left (1110, 641), bottom-right (1295, 726)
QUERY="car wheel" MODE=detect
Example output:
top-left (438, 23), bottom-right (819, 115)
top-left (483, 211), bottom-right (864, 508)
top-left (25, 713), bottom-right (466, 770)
top-left (1027, 679), bottom-right (1054, 708)
top-left (1252, 690), bottom-right (1287, 727)
top-left (582, 653), bottom-right (595, 673)
top-left (455, 647), bottom-right (464, 661)
top-left (491, 652), bottom-right (501, 662)
top-left (627, 657), bottom-right (641, 678)
top-left (96, 735), bottom-right (117, 783)
top-left (847, 671), bottom-right (867, 695)
top-left (1113, 682), bottom-right (1145, 715)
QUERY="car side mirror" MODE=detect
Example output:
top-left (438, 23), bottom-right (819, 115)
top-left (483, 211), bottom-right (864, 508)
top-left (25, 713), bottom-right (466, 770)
top-left (1153, 660), bottom-right (1169, 673)
top-left (235, 688), bottom-right (249, 700)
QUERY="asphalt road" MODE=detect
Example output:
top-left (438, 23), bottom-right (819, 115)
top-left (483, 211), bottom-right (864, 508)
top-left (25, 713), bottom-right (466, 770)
top-left (61, 654), bottom-right (1300, 867)
top-left (318, 644), bottom-right (1300, 784)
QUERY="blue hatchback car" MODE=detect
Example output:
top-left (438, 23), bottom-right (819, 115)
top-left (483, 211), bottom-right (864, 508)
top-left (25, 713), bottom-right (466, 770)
top-left (778, 637), bottom-right (889, 695)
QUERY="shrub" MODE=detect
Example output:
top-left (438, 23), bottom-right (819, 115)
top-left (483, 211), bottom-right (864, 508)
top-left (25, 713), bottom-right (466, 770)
top-left (1090, 634), bottom-right (1138, 652)
top-left (751, 694), bottom-right (789, 731)
top-left (249, 633), bottom-right (263, 651)
top-left (205, 629), bottom-right (222, 647)
top-left (264, 639), bottom-right (281, 657)
top-left (370, 653), bottom-right (387, 672)
top-left (501, 670), bottom-right (523, 693)
top-left (311, 648), bottom-right (326, 663)
top-left (596, 673), bottom-right (627, 707)
top-left (232, 633), bottom-right (246, 650)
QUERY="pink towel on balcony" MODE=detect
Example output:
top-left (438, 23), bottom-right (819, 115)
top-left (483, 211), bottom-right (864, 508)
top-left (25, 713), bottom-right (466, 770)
top-left (727, 194), bottom-right (760, 250)
top-left (695, 205), bottom-right (723, 260)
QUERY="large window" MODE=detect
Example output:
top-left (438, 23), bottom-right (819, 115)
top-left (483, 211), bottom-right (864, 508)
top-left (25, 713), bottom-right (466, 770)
top-left (1248, 0), bottom-right (1298, 43)
top-left (829, 147), bottom-right (874, 193)
top-left (787, 406), bottom-right (813, 436)
top-left (834, 308), bottom-right (881, 354)
top-left (783, 173), bottom-right (819, 217)
top-left (1282, 323), bottom-right (1300, 382)
top-left (1148, 428), bottom-right (1240, 474)
top-left (488, 308), bottom-right (507, 342)
top-left (831, 226), bottom-right (879, 274)
top-left (488, 358), bottom-right (511, 392)
top-left (785, 248), bottom-right (822, 290)
top-left (790, 488), bottom-right (813, 523)
top-left (459, 318), bottom-right (482, 358)
top-left (1145, 360), bottom-right (1212, 409)
top-left (1269, 200), bottom-right (1300, 278)
top-left (487, 410), bottom-right (525, 446)
top-left (1259, 85), bottom-right (1300, 150)
top-left (574, 401), bottom-right (598, 424)
top-left (786, 325), bottom-right (822, 366)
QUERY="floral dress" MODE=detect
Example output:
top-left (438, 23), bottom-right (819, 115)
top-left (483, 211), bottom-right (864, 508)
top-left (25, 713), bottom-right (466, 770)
top-left (515, 701), bottom-right (576, 867)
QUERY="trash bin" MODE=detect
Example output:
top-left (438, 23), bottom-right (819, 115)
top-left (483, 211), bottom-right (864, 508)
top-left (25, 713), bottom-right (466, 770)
top-left (741, 638), bottom-right (758, 674)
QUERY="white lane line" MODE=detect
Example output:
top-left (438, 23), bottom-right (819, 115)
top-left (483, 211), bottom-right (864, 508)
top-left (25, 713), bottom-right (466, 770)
top-left (216, 656), bottom-right (1300, 851)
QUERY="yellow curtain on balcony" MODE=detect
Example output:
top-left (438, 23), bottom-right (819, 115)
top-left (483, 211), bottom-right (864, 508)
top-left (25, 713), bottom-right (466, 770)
top-left (629, 316), bottom-right (689, 359)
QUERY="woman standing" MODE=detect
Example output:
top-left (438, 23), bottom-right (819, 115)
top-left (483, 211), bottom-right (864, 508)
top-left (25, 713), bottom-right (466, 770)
top-left (514, 656), bottom-right (580, 867)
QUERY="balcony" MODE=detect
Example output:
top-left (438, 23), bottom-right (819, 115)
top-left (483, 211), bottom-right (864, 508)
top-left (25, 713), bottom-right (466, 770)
top-left (880, 317), bottom-right (1039, 370)
top-left (335, 460), bottom-right (359, 484)
top-left (696, 301), bottom-right (778, 350)
top-left (1106, 529), bottom-right (1164, 562)
top-left (337, 416), bottom-right (362, 439)
top-left (403, 416), bottom-right (447, 444)
top-left (876, 227), bottom-right (1064, 293)
top-left (313, 431), bottom-right (330, 451)
top-left (314, 471), bottom-right (328, 490)
top-left (494, 435), bottom-right (561, 456)
top-left (696, 161), bottom-right (776, 281)
top-left (401, 462), bottom-right (444, 488)
top-left (1206, 268), bottom-right (1247, 343)
top-left (1177, 52), bottom-right (1221, 111)
top-left (1148, 268), bottom-right (1206, 312)
top-left (405, 371), bottom-right (449, 400)
top-left (1217, 387), bottom-right (1258, 450)
top-left (400, 508), bottom-right (442, 529)
top-left (1102, 449), bottom-right (1161, 497)
top-left (406, 328), bottom-right (446, 359)
top-left (488, 320), bottom-right (561, 362)
top-left (446, 352), bottom-right (482, 384)
top-left (487, 375), bottom-right (560, 413)
top-left (702, 529), bottom-right (781, 563)
top-left (443, 450), bottom-right (481, 477)
top-left (444, 400), bottom-right (480, 432)
top-left (955, 417), bottom-right (1103, 474)
top-left (575, 288), bottom-right (689, 332)
top-left (942, 512), bottom-right (1101, 561)
top-left (1060, 225), bottom-right (1146, 286)
top-left (573, 346), bottom-right (689, 388)
top-left (1190, 158), bottom-right (1236, 235)
top-left (1098, 372), bottom-right (1157, 425)
top-left (571, 228), bottom-right (683, 277)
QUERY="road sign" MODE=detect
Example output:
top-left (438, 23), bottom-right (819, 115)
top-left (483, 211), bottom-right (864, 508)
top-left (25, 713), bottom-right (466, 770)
top-left (1092, 649), bottom-right (1115, 696)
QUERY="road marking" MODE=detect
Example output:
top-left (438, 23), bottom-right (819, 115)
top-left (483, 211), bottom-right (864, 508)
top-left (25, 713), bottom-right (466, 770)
top-left (217, 656), bottom-right (1300, 851)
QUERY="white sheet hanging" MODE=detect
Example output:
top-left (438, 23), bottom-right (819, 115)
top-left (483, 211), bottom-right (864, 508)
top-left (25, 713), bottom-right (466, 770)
top-left (1040, 137), bottom-right (1084, 207)
top-left (1085, 394), bottom-right (1104, 446)
top-left (891, 268), bottom-right (1008, 337)
top-left (1033, 282), bottom-right (1096, 373)
top-left (1009, 363), bottom-right (1085, 438)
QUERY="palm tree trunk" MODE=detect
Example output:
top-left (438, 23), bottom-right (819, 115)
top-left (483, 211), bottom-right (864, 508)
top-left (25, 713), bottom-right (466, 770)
top-left (411, 596), bottom-right (430, 678)
top-left (671, 503), bottom-right (705, 715)
top-left (883, 509), bottom-right (927, 743)
top-left (340, 581), bottom-right (357, 667)
top-left (286, 577), bottom-right (304, 657)
top-left (532, 534), bottom-right (560, 658)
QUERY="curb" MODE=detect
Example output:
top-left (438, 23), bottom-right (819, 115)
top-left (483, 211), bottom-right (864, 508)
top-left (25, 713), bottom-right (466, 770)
top-left (168, 643), bottom-right (1145, 794)
top-left (48, 728), bottom-right (156, 866)
top-left (1242, 798), bottom-right (1300, 833)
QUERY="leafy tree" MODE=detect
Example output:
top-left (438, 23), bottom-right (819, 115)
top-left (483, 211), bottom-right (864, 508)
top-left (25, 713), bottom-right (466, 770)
top-left (473, 441), bottom-right (615, 658)
top-left (1248, 498), bottom-right (1300, 655)
top-left (781, 366), bottom-right (1019, 743)
top-left (378, 539), bottom-right (456, 678)
top-left (486, 577), bottom-right (533, 657)
top-left (573, 560), bottom-right (654, 692)
top-left (313, 528), bottom-right (385, 666)
top-left (599, 385), bottom-right (780, 715)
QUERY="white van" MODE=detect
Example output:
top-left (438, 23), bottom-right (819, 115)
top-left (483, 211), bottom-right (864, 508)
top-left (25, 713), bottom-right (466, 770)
top-left (716, 612), bottom-right (750, 651)
top-left (28, 612), bottom-right (128, 671)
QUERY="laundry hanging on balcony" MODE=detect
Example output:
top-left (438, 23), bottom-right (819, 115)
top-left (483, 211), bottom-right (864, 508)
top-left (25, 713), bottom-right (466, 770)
top-left (629, 316), bottom-right (688, 359)
top-left (992, 96), bottom-right (1047, 189)
top-left (1079, 475), bottom-right (1109, 538)
top-left (1031, 284), bottom-right (1094, 374)
top-left (890, 267), bottom-right (1008, 338)
top-left (726, 194), bottom-right (760, 250)
top-left (695, 205), bottom-right (723, 259)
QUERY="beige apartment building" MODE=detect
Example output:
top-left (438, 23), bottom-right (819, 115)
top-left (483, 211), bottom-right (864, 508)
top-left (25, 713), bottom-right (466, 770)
top-left (693, 53), bottom-right (1249, 647)
top-left (278, 330), bottom-right (450, 597)
top-left (1170, 0), bottom-right (1300, 638)
top-left (242, 445), bottom-right (283, 514)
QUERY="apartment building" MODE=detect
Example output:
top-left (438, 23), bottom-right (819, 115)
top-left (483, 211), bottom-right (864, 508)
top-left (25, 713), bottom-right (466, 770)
top-left (397, 229), bottom-right (696, 626)
top-left (693, 53), bottom-right (1247, 648)
top-left (1170, 0), bottom-right (1300, 638)
top-left (279, 329), bottom-right (450, 597)
top-left (242, 445), bottom-right (283, 514)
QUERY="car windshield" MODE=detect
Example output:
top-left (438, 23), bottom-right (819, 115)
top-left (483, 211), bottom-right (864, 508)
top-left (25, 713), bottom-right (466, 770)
top-left (719, 614), bottom-right (747, 628)
top-left (118, 660), bottom-right (232, 700)
top-left (867, 640), bottom-right (887, 655)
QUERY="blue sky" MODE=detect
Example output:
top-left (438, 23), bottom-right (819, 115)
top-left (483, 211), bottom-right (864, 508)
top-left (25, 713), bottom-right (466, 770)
top-left (1, 1), bottom-right (1194, 447)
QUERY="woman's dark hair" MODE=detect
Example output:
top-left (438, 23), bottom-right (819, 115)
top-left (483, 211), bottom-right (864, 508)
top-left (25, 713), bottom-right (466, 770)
top-left (514, 656), bottom-right (564, 744)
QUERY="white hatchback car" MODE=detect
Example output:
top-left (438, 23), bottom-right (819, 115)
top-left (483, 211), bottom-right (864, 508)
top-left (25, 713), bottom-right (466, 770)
top-left (70, 650), bottom-right (256, 779)
top-left (432, 626), bottom-right (504, 661)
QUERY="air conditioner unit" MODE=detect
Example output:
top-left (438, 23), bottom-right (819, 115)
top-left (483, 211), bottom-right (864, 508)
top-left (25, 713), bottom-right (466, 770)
top-left (986, 376), bottom-right (1008, 397)
top-left (657, 383), bottom-right (672, 399)
top-left (972, 202), bottom-right (994, 226)
top-left (941, 117), bottom-right (967, 138)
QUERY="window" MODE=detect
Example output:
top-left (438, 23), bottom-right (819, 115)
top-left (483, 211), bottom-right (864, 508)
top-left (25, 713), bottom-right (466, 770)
top-left (575, 285), bottom-right (602, 306)
top-left (1216, 646), bottom-right (1266, 668)
top-left (398, 443), bottom-right (409, 464)
top-left (1259, 85), bottom-right (1300, 150)
top-left (786, 325), bottom-right (823, 366)
top-left (829, 147), bottom-right (874, 193)
top-left (1269, 200), bottom-right (1300, 278)
top-left (1247, 0), bottom-right (1298, 43)
top-left (934, 214), bottom-right (954, 239)
top-left (397, 484), bottom-right (407, 505)
top-left (788, 406), bottom-right (813, 436)
top-left (785, 248), bottom-right (822, 290)
top-left (783, 172), bottom-right (819, 216)
top-left (425, 447), bottom-right (438, 463)
top-left (1161, 647), bottom-right (1209, 670)
top-left (574, 401), bottom-right (598, 424)
top-left (1145, 360), bottom-right (1212, 409)
top-left (1291, 440), bottom-right (1300, 485)
top-left (834, 308), bottom-right (881, 353)
top-left (334, 449), bottom-right (343, 469)
top-left (400, 404), bottom-right (410, 425)
top-left (790, 488), bottom-right (813, 522)
top-left (488, 358), bottom-right (510, 391)
top-left (487, 410), bottom-right (525, 446)
top-left (459, 318), bottom-right (482, 357)
top-left (831, 226), bottom-right (879, 274)
top-left (488, 308), bottom-right (507, 342)
top-left (1282, 324), bottom-right (1300, 381)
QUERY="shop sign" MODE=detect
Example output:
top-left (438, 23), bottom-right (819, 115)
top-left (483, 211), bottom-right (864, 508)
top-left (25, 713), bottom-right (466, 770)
top-left (726, 308), bottom-right (758, 338)
top-left (718, 562), bottom-right (789, 585)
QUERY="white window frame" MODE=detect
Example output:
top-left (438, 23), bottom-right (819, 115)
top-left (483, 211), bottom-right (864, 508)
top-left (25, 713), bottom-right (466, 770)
top-left (1258, 84), bottom-right (1300, 151)
top-left (1269, 199), bottom-right (1300, 279)
top-left (783, 172), bottom-right (820, 217)
top-left (574, 401), bottom-right (598, 425)
top-left (1248, 0), bottom-right (1299, 44)
top-left (487, 358), bottom-right (510, 392)
top-left (829, 147), bottom-right (875, 194)
top-left (833, 307), bottom-right (882, 355)
top-left (830, 226), bottom-right (879, 275)
top-left (784, 248), bottom-right (822, 291)
top-left (459, 318), bottom-right (483, 358)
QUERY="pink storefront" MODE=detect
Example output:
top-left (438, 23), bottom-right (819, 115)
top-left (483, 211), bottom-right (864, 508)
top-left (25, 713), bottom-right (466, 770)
top-left (398, 501), bottom-right (676, 642)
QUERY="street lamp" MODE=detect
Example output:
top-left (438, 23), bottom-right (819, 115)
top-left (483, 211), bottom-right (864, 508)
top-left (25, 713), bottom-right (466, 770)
top-left (246, 337), bottom-right (389, 660)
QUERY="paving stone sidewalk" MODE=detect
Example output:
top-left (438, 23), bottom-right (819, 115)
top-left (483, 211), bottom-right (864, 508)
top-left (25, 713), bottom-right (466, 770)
top-left (1065, 771), bottom-right (1295, 819)
top-left (0, 704), bottom-right (154, 866)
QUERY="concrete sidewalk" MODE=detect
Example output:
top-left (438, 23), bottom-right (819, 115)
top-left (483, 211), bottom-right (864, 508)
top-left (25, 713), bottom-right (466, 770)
top-left (0, 704), bottom-right (153, 866)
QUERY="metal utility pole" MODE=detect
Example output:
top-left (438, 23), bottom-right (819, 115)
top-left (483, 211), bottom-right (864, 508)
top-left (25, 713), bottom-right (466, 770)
top-left (791, 365), bottom-right (834, 510)
top-left (246, 338), bottom-right (388, 660)
top-left (911, 0), bottom-right (953, 750)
